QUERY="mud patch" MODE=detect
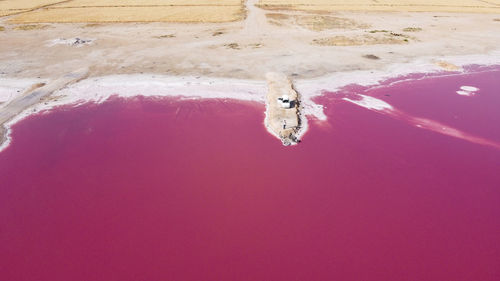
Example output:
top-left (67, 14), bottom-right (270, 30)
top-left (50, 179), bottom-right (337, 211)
top-left (154, 34), bottom-right (176, 39)
top-left (83, 23), bottom-right (102, 28)
top-left (363, 54), bottom-right (380, 60)
top-left (313, 34), bottom-right (409, 46)
top-left (223, 42), bottom-right (263, 50)
top-left (266, 13), bottom-right (368, 31)
top-left (225, 43), bottom-right (241, 49)
top-left (13, 24), bottom-right (50, 31)
top-left (403, 27), bottom-right (422, 32)
top-left (296, 15), bottom-right (369, 31)
top-left (266, 13), bottom-right (290, 20)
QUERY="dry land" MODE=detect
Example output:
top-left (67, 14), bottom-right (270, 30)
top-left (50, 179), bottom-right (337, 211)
top-left (0, 2), bottom-right (498, 80)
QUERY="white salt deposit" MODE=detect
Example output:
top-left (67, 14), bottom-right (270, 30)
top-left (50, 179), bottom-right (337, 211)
top-left (456, 90), bottom-right (474, 96)
top-left (456, 85), bottom-right (479, 96)
top-left (1, 50), bottom-right (499, 152)
top-left (460, 86), bottom-right (479, 92)
top-left (0, 74), bottom-right (330, 152)
top-left (343, 95), bottom-right (393, 111)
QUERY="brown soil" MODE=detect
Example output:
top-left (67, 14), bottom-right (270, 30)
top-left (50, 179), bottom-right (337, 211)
top-left (266, 13), bottom-right (369, 30)
top-left (154, 34), bottom-right (176, 39)
top-left (363, 54), bottom-right (380, 60)
top-left (295, 15), bottom-right (369, 31)
top-left (0, 1), bottom-right (498, 81)
top-left (225, 43), bottom-right (241, 49)
top-left (313, 34), bottom-right (409, 46)
top-left (4, 0), bottom-right (246, 24)
top-left (403, 27), bottom-right (423, 32)
top-left (266, 13), bottom-right (290, 20)
top-left (13, 24), bottom-right (51, 31)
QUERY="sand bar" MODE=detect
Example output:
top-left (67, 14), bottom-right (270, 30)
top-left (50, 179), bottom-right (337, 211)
top-left (257, 0), bottom-right (500, 13)
top-left (265, 73), bottom-right (302, 145)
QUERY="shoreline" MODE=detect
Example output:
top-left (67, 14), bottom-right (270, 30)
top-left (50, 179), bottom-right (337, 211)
top-left (1, 51), bottom-right (500, 152)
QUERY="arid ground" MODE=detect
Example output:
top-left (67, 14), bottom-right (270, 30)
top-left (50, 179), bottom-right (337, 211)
top-left (1, 0), bottom-right (499, 78)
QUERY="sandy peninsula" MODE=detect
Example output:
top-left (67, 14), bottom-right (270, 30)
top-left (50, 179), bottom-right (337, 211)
top-left (0, 0), bottom-right (500, 147)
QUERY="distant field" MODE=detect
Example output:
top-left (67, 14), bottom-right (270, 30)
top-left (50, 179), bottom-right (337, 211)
top-left (2, 0), bottom-right (499, 23)
top-left (258, 0), bottom-right (500, 13)
top-left (2, 0), bottom-right (245, 23)
top-left (0, 0), bottom-right (64, 17)
top-left (53, 0), bottom-right (242, 6)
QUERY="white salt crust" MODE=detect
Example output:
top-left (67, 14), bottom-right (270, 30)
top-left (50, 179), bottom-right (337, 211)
top-left (1, 50), bottom-right (500, 152)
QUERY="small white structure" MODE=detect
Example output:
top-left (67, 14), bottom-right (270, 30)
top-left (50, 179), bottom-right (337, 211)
top-left (277, 94), bottom-right (293, 108)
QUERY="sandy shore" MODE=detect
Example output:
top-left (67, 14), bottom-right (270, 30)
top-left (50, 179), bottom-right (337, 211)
top-left (0, 0), bottom-right (500, 148)
top-left (1, 51), bottom-right (499, 151)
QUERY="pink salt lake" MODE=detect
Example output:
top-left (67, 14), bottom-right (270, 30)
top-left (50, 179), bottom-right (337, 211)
top-left (1, 66), bottom-right (499, 280)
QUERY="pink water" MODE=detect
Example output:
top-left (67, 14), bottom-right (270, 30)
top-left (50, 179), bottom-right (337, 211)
top-left (1, 68), bottom-right (499, 280)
